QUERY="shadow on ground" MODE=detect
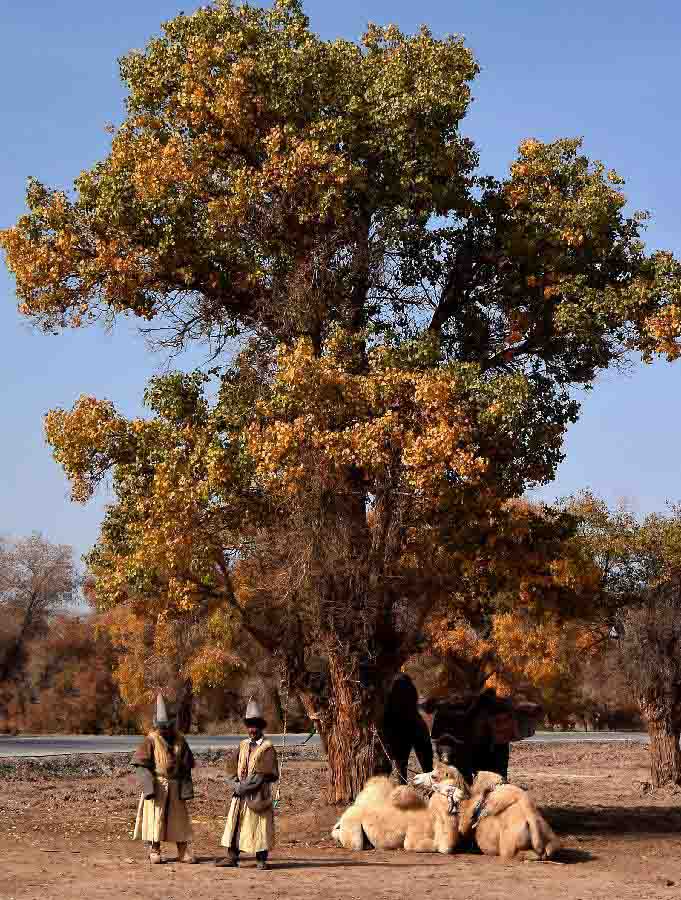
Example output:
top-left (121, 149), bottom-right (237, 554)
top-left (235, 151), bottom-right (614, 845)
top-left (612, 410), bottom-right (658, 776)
top-left (544, 804), bottom-right (681, 835)
top-left (549, 847), bottom-right (595, 864)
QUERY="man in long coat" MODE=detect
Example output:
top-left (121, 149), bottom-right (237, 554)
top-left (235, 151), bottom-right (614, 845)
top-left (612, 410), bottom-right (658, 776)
top-left (216, 699), bottom-right (279, 871)
top-left (132, 693), bottom-right (196, 864)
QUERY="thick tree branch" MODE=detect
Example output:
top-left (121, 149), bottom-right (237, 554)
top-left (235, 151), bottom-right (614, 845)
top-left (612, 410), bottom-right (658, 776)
top-left (213, 554), bottom-right (280, 655)
top-left (428, 229), bottom-right (477, 333)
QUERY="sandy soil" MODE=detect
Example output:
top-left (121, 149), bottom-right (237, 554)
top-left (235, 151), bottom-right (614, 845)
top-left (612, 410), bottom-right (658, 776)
top-left (1, 742), bottom-right (681, 900)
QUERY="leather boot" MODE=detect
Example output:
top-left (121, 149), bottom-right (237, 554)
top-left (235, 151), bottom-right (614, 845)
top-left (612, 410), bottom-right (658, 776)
top-left (177, 841), bottom-right (196, 864)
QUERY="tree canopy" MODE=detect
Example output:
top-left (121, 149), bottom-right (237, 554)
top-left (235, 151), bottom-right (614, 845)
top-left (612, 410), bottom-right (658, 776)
top-left (3, 0), bottom-right (681, 799)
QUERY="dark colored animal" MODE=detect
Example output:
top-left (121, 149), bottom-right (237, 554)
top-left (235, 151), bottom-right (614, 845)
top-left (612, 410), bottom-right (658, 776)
top-left (380, 674), bottom-right (434, 781)
top-left (426, 688), bottom-right (519, 782)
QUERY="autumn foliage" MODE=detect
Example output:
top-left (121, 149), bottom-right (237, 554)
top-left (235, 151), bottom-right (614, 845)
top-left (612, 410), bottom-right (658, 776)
top-left (562, 495), bottom-right (681, 785)
top-left (3, 1), bottom-right (681, 798)
top-left (0, 614), bottom-right (132, 735)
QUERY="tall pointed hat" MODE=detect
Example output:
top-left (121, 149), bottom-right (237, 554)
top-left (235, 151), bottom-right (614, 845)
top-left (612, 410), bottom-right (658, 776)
top-left (244, 696), bottom-right (266, 726)
top-left (154, 692), bottom-right (170, 727)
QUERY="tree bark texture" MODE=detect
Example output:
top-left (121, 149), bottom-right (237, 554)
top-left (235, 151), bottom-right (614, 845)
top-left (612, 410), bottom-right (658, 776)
top-left (322, 652), bottom-right (403, 805)
top-left (640, 701), bottom-right (681, 787)
top-left (325, 661), bottom-right (377, 804)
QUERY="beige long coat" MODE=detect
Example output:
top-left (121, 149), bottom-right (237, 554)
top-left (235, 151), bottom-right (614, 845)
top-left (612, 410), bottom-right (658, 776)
top-left (221, 738), bottom-right (279, 854)
top-left (132, 731), bottom-right (194, 844)
top-left (134, 778), bottom-right (193, 843)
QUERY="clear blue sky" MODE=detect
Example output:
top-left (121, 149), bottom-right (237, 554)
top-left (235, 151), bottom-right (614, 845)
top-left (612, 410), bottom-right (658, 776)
top-left (2, 0), bottom-right (680, 562)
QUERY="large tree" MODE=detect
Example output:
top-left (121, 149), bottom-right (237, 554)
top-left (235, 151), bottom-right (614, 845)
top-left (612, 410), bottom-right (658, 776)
top-left (3, 1), bottom-right (681, 800)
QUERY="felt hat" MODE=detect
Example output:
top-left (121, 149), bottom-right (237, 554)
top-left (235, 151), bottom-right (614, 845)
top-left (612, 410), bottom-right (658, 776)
top-left (244, 697), bottom-right (266, 728)
top-left (153, 692), bottom-right (171, 727)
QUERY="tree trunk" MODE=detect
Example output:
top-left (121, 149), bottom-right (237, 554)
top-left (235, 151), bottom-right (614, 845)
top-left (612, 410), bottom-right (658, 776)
top-left (325, 672), bottom-right (377, 804)
top-left (323, 653), bottom-right (399, 805)
top-left (640, 701), bottom-right (681, 787)
top-left (175, 679), bottom-right (193, 734)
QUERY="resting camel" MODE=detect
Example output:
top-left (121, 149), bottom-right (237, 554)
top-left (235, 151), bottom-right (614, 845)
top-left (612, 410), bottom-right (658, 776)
top-left (458, 771), bottom-right (560, 861)
top-left (332, 764), bottom-right (468, 854)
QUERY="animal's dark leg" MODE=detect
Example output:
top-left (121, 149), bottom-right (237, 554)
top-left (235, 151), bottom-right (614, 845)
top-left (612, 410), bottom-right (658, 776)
top-left (412, 715), bottom-right (434, 773)
top-left (395, 751), bottom-right (410, 783)
top-left (489, 742), bottom-right (510, 779)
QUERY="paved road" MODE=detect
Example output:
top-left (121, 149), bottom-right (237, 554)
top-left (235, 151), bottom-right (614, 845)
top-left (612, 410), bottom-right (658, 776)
top-left (0, 731), bottom-right (649, 758)
top-left (0, 734), bottom-right (315, 757)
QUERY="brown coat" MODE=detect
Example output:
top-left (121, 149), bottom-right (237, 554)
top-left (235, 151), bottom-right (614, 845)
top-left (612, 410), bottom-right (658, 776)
top-left (132, 731), bottom-right (195, 779)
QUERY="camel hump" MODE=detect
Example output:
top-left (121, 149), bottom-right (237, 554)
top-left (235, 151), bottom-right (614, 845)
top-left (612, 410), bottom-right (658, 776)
top-left (390, 786), bottom-right (427, 810)
top-left (353, 776), bottom-right (394, 807)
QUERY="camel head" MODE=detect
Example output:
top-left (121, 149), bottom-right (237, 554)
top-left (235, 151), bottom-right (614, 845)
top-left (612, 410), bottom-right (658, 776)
top-left (433, 762), bottom-right (469, 792)
top-left (469, 770), bottom-right (505, 797)
top-left (413, 763), bottom-right (469, 814)
top-left (434, 732), bottom-right (464, 767)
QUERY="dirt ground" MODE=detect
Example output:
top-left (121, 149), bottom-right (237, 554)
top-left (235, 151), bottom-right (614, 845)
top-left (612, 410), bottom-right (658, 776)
top-left (1, 741), bottom-right (681, 900)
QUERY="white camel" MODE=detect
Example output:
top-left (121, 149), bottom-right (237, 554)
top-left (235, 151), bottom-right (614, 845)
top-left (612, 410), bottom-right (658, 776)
top-left (332, 764), bottom-right (468, 854)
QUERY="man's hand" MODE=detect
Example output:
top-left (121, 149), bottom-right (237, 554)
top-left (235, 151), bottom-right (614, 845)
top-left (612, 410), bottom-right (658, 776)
top-left (232, 779), bottom-right (244, 797)
top-left (232, 774), bottom-right (266, 797)
top-left (241, 774), bottom-right (266, 795)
